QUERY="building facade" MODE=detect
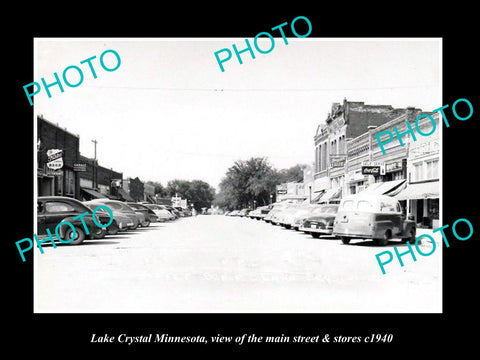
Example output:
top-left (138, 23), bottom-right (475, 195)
top-left (312, 99), bottom-right (415, 203)
top-left (396, 112), bottom-right (440, 228)
top-left (78, 155), bottom-right (123, 201)
top-left (37, 115), bottom-right (81, 199)
top-left (311, 100), bottom-right (440, 228)
top-left (123, 177), bottom-right (144, 202)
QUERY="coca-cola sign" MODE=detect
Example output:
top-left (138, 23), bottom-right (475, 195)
top-left (362, 166), bottom-right (380, 175)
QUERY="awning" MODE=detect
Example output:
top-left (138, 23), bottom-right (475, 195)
top-left (117, 188), bottom-right (135, 202)
top-left (361, 179), bottom-right (406, 196)
top-left (81, 187), bottom-right (108, 199)
top-left (311, 190), bottom-right (325, 203)
top-left (395, 181), bottom-right (439, 201)
top-left (318, 187), bottom-right (342, 203)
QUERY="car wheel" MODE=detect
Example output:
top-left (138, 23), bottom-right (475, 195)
top-left (375, 230), bottom-right (391, 246)
top-left (129, 223), bottom-right (138, 230)
top-left (402, 228), bottom-right (416, 244)
top-left (341, 237), bottom-right (351, 244)
top-left (92, 227), bottom-right (106, 239)
top-left (311, 233), bottom-right (320, 239)
top-left (107, 226), bottom-right (119, 235)
top-left (64, 226), bottom-right (86, 245)
top-left (143, 220), bottom-right (151, 227)
top-left (285, 224), bottom-right (291, 229)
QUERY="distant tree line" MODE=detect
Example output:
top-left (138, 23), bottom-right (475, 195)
top-left (213, 157), bottom-right (307, 210)
top-left (146, 179), bottom-right (216, 212)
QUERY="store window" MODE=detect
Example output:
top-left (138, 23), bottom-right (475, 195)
top-left (413, 162), bottom-right (423, 182)
top-left (65, 169), bottom-right (75, 196)
top-left (426, 159), bottom-right (439, 180)
top-left (55, 174), bottom-right (63, 195)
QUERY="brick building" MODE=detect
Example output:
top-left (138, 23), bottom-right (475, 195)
top-left (37, 115), bottom-right (81, 198)
top-left (78, 155), bottom-right (123, 200)
top-left (312, 99), bottom-right (420, 203)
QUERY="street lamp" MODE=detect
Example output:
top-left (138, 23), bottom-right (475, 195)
top-left (270, 194), bottom-right (273, 204)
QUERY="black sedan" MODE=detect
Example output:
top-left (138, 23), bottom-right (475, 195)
top-left (38, 196), bottom-right (108, 245)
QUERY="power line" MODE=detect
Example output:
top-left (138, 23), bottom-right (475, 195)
top-left (80, 84), bottom-right (438, 92)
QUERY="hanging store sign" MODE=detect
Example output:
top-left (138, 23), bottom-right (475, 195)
top-left (46, 149), bottom-right (63, 170)
top-left (385, 161), bottom-right (403, 173)
top-left (362, 161), bottom-right (385, 175)
top-left (73, 163), bottom-right (87, 172)
top-left (362, 166), bottom-right (381, 175)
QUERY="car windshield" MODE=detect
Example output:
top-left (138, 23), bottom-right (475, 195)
top-left (341, 200), bottom-right (355, 210)
top-left (321, 206), bottom-right (338, 214)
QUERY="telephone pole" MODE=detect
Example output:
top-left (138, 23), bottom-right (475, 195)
top-left (92, 139), bottom-right (98, 189)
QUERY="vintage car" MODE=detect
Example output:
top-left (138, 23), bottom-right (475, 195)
top-left (142, 204), bottom-right (176, 221)
top-left (38, 196), bottom-right (107, 245)
top-left (299, 205), bottom-right (339, 237)
top-left (127, 202), bottom-right (159, 225)
top-left (83, 202), bottom-right (132, 234)
top-left (332, 194), bottom-right (416, 245)
top-left (84, 199), bottom-right (140, 230)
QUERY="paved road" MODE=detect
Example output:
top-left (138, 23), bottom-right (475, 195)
top-left (35, 215), bottom-right (442, 313)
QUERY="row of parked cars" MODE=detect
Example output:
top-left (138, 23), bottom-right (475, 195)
top-left (37, 196), bottom-right (192, 245)
top-left (229, 193), bottom-right (417, 246)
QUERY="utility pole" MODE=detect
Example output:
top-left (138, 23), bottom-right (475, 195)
top-left (92, 139), bottom-right (98, 189)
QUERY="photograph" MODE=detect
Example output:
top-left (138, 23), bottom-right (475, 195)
top-left (7, 6), bottom-right (478, 354)
top-left (32, 38), bottom-right (442, 313)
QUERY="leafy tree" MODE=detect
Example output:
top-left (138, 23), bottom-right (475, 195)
top-left (165, 179), bottom-right (215, 211)
top-left (215, 158), bottom-right (308, 210)
top-left (146, 180), bottom-right (166, 197)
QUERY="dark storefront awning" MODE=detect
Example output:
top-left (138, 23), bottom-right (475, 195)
top-left (395, 180), bottom-right (439, 201)
top-left (318, 187), bottom-right (342, 204)
top-left (361, 179), bottom-right (406, 196)
top-left (117, 188), bottom-right (135, 202)
top-left (81, 187), bottom-right (108, 199)
top-left (311, 190), bottom-right (325, 203)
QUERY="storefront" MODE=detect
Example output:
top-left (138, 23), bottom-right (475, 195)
top-left (395, 180), bottom-right (439, 228)
top-left (37, 116), bottom-right (80, 198)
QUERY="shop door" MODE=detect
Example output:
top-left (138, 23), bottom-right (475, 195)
top-left (416, 200), bottom-right (424, 225)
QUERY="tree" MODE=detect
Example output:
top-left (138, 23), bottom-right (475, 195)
top-left (215, 158), bottom-right (308, 210)
top-left (165, 179), bottom-right (216, 211)
top-left (278, 164), bottom-right (307, 183)
top-left (216, 157), bottom-right (280, 210)
top-left (146, 181), bottom-right (166, 197)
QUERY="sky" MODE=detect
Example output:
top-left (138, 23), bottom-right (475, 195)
top-left (34, 38), bottom-right (441, 190)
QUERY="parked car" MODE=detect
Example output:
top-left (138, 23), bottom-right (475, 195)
top-left (332, 194), bottom-right (416, 245)
top-left (227, 210), bottom-right (240, 216)
top-left (248, 206), bottom-right (269, 220)
top-left (283, 204), bottom-right (323, 230)
top-left (142, 204), bottom-right (176, 221)
top-left (178, 207), bottom-right (192, 216)
top-left (163, 205), bottom-right (180, 218)
top-left (83, 202), bottom-right (129, 235)
top-left (264, 201), bottom-right (295, 223)
top-left (270, 203), bottom-right (300, 225)
top-left (238, 208), bottom-right (251, 217)
top-left (127, 202), bottom-right (159, 225)
top-left (84, 199), bottom-right (140, 230)
top-left (299, 205), bottom-right (339, 238)
top-left (38, 196), bottom-right (107, 245)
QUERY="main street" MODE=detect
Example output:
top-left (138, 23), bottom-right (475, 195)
top-left (35, 215), bottom-right (441, 313)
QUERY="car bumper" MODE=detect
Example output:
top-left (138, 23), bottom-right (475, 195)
top-left (300, 226), bottom-right (333, 234)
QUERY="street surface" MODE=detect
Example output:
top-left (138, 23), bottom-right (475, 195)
top-left (35, 215), bottom-right (442, 313)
